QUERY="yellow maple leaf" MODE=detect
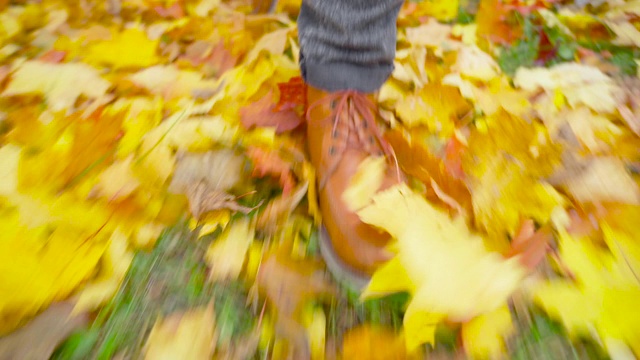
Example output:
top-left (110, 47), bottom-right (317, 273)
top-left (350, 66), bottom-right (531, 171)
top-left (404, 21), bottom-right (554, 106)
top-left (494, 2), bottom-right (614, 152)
top-left (2, 61), bottom-right (110, 112)
top-left (395, 83), bottom-right (470, 138)
top-left (461, 305), bottom-right (514, 359)
top-left (85, 27), bottom-right (159, 68)
top-left (205, 217), bottom-right (255, 281)
top-left (358, 184), bottom-right (526, 351)
top-left (0, 198), bottom-right (110, 333)
top-left (534, 231), bottom-right (640, 357)
top-left (464, 112), bottom-right (565, 238)
top-left (144, 304), bottom-right (216, 360)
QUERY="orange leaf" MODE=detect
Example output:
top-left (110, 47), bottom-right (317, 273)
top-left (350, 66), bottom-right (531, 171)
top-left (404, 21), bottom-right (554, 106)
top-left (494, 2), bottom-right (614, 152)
top-left (507, 219), bottom-right (552, 270)
top-left (240, 90), bottom-right (302, 134)
top-left (246, 146), bottom-right (296, 195)
top-left (444, 134), bottom-right (466, 180)
top-left (476, 0), bottom-right (522, 46)
top-left (386, 129), bottom-right (472, 215)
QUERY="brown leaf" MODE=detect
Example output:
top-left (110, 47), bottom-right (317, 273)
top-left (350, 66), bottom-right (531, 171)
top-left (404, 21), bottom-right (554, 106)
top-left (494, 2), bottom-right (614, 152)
top-left (169, 150), bottom-right (244, 194)
top-left (0, 302), bottom-right (88, 360)
top-left (256, 247), bottom-right (336, 359)
top-left (186, 182), bottom-right (253, 219)
top-left (240, 90), bottom-right (303, 134)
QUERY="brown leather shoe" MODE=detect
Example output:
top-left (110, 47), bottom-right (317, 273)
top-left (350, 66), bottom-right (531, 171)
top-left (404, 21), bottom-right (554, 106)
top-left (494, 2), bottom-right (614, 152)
top-left (306, 85), bottom-right (402, 289)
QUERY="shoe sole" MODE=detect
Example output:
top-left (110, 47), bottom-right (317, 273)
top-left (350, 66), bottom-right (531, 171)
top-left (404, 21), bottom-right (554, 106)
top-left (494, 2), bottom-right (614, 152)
top-left (318, 226), bottom-right (370, 291)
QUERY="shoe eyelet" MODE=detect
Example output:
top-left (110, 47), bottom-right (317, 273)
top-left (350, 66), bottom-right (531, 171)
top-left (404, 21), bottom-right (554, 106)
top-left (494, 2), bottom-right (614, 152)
top-left (369, 135), bottom-right (375, 144)
top-left (330, 100), bottom-right (337, 109)
top-left (362, 121), bottom-right (368, 129)
top-left (329, 146), bottom-right (336, 155)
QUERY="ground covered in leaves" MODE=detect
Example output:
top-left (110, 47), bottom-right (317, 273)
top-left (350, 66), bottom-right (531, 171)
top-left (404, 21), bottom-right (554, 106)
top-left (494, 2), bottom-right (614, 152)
top-left (0, 0), bottom-right (639, 359)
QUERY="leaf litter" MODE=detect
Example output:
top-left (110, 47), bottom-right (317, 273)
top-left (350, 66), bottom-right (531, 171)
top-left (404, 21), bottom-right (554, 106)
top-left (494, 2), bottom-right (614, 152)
top-left (0, 0), bottom-right (639, 359)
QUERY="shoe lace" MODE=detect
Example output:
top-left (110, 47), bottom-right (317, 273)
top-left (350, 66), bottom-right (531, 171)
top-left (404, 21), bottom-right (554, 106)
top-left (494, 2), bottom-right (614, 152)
top-left (306, 90), bottom-right (400, 188)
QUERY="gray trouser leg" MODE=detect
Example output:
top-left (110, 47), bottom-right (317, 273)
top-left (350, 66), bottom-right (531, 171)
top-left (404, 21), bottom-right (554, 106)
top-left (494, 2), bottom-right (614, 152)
top-left (297, 0), bottom-right (403, 93)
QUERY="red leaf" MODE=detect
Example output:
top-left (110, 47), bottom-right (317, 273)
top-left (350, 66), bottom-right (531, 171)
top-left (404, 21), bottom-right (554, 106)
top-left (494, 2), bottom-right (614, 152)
top-left (275, 76), bottom-right (307, 112)
top-left (246, 146), bottom-right (296, 195)
top-left (240, 91), bottom-right (303, 134)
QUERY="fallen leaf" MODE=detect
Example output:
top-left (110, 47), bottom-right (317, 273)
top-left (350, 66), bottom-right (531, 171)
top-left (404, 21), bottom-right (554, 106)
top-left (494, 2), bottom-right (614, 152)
top-left (256, 246), bottom-right (335, 359)
top-left (185, 182), bottom-right (253, 219)
top-left (246, 145), bottom-right (296, 195)
top-left (129, 65), bottom-right (219, 100)
top-left (386, 129), bottom-right (472, 215)
top-left (85, 27), bottom-right (160, 68)
top-left (514, 63), bottom-right (624, 113)
top-left (404, 19), bottom-right (453, 48)
top-left (2, 60), bottom-right (110, 112)
top-left (452, 45), bottom-right (500, 82)
top-left (256, 182), bottom-right (308, 235)
top-left (169, 150), bottom-right (244, 195)
top-left (240, 90), bottom-right (302, 133)
top-left (205, 217), bottom-right (255, 281)
top-left (244, 27), bottom-right (290, 64)
top-left (0, 302), bottom-right (88, 360)
top-left (463, 111), bottom-right (564, 238)
top-left (558, 156), bottom-right (640, 204)
top-left (144, 304), bottom-right (216, 360)
top-left (414, 0), bottom-right (459, 21)
top-left (394, 83), bottom-right (470, 137)
top-left (476, 0), bottom-right (521, 45)
top-left (341, 325), bottom-right (416, 360)
top-left (461, 305), bottom-right (514, 359)
top-left (359, 184), bottom-right (526, 350)
top-left (73, 228), bottom-right (134, 312)
top-left (534, 231), bottom-right (640, 357)
top-left (93, 155), bottom-right (140, 200)
top-left (507, 219), bottom-right (552, 270)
